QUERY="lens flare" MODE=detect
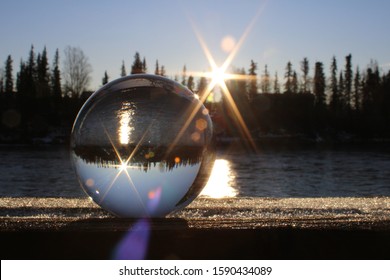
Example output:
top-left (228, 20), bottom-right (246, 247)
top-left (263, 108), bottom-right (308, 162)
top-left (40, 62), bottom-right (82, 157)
top-left (112, 219), bottom-right (150, 260)
top-left (221, 35), bottom-right (236, 53)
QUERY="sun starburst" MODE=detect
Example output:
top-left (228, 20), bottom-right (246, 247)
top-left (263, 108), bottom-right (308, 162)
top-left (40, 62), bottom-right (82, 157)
top-left (98, 122), bottom-right (147, 212)
top-left (184, 2), bottom-right (268, 152)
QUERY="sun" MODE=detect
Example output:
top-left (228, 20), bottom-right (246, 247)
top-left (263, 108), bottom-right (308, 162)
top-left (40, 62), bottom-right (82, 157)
top-left (211, 67), bottom-right (227, 87)
top-left (178, 2), bottom-right (268, 153)
top-left (119, 161), bottom-right (128, 172)
top-left (189, 22), bottom-right (266, 153)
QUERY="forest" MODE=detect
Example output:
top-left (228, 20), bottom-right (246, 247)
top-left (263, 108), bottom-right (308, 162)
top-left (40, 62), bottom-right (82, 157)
top-left (0, 45), bottom-right (389, 145)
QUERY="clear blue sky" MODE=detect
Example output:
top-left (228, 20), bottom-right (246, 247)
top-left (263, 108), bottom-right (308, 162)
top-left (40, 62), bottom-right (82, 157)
top-left (1, 0), bottom-right (389, 91)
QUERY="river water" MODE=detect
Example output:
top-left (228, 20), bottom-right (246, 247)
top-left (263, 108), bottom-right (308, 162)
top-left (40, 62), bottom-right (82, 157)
top-left (0, 145), bottom-right (389, 198)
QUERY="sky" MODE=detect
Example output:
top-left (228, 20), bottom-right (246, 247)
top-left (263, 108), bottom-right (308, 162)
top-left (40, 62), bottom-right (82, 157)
top-left (1, 0), bottom-right (390, 91)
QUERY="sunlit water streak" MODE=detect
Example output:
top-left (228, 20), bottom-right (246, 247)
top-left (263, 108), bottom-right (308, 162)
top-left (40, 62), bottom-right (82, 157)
top-left (118, 104), bottom-right (134, 145)
top-left (201, 159), bottom-right (237, 198)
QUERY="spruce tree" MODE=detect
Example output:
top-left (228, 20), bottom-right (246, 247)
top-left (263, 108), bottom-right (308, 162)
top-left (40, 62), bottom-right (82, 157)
top-left (5, 55), bottom-right (13, 94)
top-left (28, 45), bottom-right (36, 76)
top-left (26, 45), bottom-right (37, 97)
top-left (354, 66), bottom-right (361, 111)
top-left (0, 70), bottom-right (4, 95)
top-left (248, 60), bottom-right (258, 98)
top-left (181, 65), bottom-right (187, 85)
top-left (339, 72), bottom-right (345, 109)
top-left (274, 72), bottom-right (280, 93)
top-left (284, 61), bottom-right (293, 93)
top-left (292, 71), bottom-right (298, 94)
top-left (187, 75), bottom-right (194, 91)
top-left (120, 60), bottom-right (127, 77)
top-left (51, 49), bottom-right (62, 98)
top-left (362, 65), bottom-right (380, 114)
top-left (154, 60), bottom-right (160, 75)
top-left (142, 57), bottom-right (147, 73)
top-left (300, 57), bottom-right (310, 93)
top-left (344, 54), bottom-right (353, 110)
top-left (16, 60), bottom-right (28, 95)
top-left (160, 65), bottom-right (166, 77)
top-left (37, 46), bottom-right (50, 98)
top-left (260, 64), bottom-right (270, 94)
top-left (329, 56), bottom-right (339, 113)
top-left (131, 52), bottom-right (143, 74)
top-left (313, 62), bottom-right (326, 108)
top-left (102, 71), bottom-right (109, 85)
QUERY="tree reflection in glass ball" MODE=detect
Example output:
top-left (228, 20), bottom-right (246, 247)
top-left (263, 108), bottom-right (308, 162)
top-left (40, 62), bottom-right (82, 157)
top-left (71, 74), bottom-right (215, 217)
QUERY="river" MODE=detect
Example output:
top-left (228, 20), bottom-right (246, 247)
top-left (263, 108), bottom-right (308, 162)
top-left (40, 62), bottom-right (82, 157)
top-left (0, 144), bottom-right (389, 198)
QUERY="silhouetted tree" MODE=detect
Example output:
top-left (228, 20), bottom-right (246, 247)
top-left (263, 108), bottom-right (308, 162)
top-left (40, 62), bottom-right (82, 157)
top-left (152, 61), bottom-right (166, 76)
top-left (154, 60), bottom-right (160, 75)
top-left (313, 62), bottom-right (326, 109)
top-left (26, 45), bottom-right (37, 97)
top-left (0, 69), bottom-right (4, 94)
top-left (16, 60), bottom-right (27, 95)
top-left (339, 72), bottom-right (345, 109)
top-left (362, 66), bottom-right (379, 114)
top-left (260, 64), bottom-right (270, 94)
top-left (274, 72), bottom-right (280, 93)
top-left (292, 71), bottom-right (298, 94)
top-left (181, 65), bottom-right (187, 85)
top-left (131, 52), bottom-right (143, 74)
top-left (51, 49), bottom-right (62, 98)
top-left (102, 71), bottom-right (109, 85)
top-left (160, 65), bottom-right (166, 77)
top-left (120, 60), bottom-right (126, 77)
top-left (361, 64), bottom-right (385, 135)
top-left (36, 46), bottom-right (50, 98)
top-left (4, 55), bottom-right (13, 94)
top-left (248, 60), bottom-right (258, 99)
top-left (142, 57), bottom-right (147, 73)
top-left (63, 46), bottom-right (92, 98)
top-left (300, 57), bottom-right (310, 93)
top-left (354, 66), bottom-right (361, 111)
top-left (187, 75), bottom-right (194, 91)
top-left (344, 54), bottom-right (353, 110)
top-left (284, 61), bottom-right (293, 93)
top-left (329, 56), bottom-right (339, 113)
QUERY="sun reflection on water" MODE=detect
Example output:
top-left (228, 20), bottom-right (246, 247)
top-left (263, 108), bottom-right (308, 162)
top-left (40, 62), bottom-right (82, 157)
top-left (119, 105), bottom-right (134, 145)
top-left (201, 159), bottom-right (237, 198)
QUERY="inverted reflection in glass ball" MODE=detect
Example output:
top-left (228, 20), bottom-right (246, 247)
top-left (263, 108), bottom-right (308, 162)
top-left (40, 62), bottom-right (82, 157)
top-left (71, 74), bottom-right (215, 217)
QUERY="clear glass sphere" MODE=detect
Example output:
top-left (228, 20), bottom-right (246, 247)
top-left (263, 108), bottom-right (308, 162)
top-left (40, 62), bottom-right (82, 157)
top-left (71, 74), bottom-right (215, 217)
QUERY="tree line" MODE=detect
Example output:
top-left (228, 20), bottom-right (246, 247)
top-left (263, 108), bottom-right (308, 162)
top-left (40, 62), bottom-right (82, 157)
top-left (1, 45), bottom-right (389, 144)
top-left (221, 55), bottom-right (390, 143)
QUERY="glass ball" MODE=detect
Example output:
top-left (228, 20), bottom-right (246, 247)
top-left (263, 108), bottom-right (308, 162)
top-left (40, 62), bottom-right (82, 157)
top-left (71, 74), bottom-right (215, 217)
